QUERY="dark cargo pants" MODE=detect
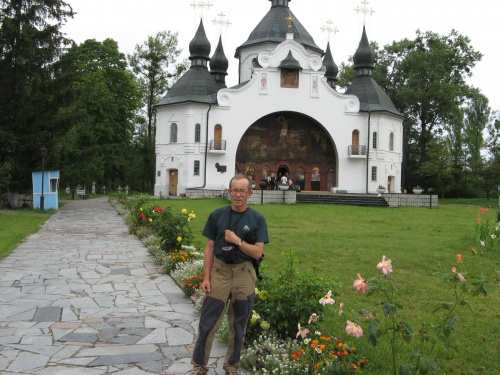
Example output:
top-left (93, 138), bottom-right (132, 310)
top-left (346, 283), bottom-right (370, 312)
top-left (192, 257), bottom-right (256, 373)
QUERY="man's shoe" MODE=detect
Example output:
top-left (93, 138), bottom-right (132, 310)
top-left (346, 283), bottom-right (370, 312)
top-left (190, 367), bottom-right (207, 375)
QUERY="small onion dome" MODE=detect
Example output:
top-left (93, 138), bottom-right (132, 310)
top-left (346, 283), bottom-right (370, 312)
top-left (278, 50), bottom-right (302, 70)
top-left (210, 36), bottom-right (228, 73)
top-left (189, 19), bottom-right (211, 63)
top-left (323, 42), bottom-right (338, 81)
top-left (353, 26), bottom-right (375, 69)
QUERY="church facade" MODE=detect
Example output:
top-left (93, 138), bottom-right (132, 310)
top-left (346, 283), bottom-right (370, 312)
top-left (154, 0), bottom-right (403, 196)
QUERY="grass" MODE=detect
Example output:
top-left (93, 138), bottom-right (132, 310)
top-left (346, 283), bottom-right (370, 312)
top-left (0, 209), bottom-right (54, 260)
top-left (2, 197), bottom-right (499, 373)
top-left (145, 197), bottom-right (499, 375)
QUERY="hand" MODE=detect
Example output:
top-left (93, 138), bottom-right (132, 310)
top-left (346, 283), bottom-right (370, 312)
top-left (201, 279), bottom-right (211, 293)
top-left (224, 229), bottom-right (239, 245)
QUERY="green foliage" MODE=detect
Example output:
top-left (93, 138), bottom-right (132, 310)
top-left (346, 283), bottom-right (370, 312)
top-left (0, 0), bottom-right (75, 192)
top-left (246, 249), bottom-right (341, 342)
top-left (0, 161), bottom-right (12, 193)
top-left (53, 38), bottom-right (142, 190)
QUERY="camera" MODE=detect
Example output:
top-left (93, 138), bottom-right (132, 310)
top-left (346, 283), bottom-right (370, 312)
top-left (221, 245), bottom-right (236, 263)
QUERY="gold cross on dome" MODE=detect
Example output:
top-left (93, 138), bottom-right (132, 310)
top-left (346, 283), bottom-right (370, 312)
top-left (285, 13), bottom-right (294, 28)
top-left (354, 0), bottom-right (375, 26)
top-left (212, 12), bottom-right (231, 35)
top-left (320, 19), bottom-right (339, 42)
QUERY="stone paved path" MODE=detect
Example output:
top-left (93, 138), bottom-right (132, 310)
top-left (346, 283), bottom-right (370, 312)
top-left (0, 198), bottom-right (231, 375)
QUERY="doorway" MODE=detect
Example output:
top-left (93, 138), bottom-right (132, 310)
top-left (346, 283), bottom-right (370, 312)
top-left (169, 169), bottom-right (178, 196)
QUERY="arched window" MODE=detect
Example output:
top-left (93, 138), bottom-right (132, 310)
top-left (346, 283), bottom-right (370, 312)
top-left (194, 160), bottom-right (200, 176)
top-left (372, 132), bottom-right (377, 149)
top-left (170, 123), bottom-right (177, 143)
top-left (352, 130), bottom-right (360, 154)
top-left (195, 123), bottom-right (201, 143)
top-left (371, 166), bottom-right (377, 181)
top-left (389, 132), bottom-right (394, 151)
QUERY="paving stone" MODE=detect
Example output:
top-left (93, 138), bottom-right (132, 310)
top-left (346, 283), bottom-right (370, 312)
top-left (111, 268), bottom-right (131, 275)
top-left (33, 306), bottom-right (62, 322)
top-left (87, 352), bottom-right (164, 366)
top-left (7, 351), bottom-right (50, 372)
top-left (59, 333), bottom-right (98, 343)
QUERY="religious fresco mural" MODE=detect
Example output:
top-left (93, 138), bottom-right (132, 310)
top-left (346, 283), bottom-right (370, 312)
top-left (236, 111), bottom-right (337, 191)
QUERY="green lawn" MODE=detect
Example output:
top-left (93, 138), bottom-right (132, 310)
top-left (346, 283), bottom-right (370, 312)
top-left (0, 209), bottom-right (53, 260)
top-left (2, 198), bottom-right (499, 374)
top-left (147, 198), bottom-right (500, 375)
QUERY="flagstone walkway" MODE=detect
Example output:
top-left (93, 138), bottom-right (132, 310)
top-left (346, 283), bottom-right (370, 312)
top-left (0, 197), bottom-right (232, 375)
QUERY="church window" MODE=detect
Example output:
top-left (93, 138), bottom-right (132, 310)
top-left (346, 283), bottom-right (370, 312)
top-left (194, 160), bottom-right (200, 176)
top-left (389, 132), bottom-right (394, 151)
top-left (195, 123), bottom-right (201, 142)
top-left (170, 123), bottom-right (178, 143)
top-left (372, 132), bottom-right (377, 149)
top-left (371, 166), bottom-right (377, 181)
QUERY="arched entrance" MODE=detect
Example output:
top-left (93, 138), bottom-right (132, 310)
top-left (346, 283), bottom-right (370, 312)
top-left (236, 111), bottom-right (337, 190)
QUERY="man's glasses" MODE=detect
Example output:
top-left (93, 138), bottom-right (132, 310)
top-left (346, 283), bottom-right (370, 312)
top-left (229, 189), bottom-right (249, 196)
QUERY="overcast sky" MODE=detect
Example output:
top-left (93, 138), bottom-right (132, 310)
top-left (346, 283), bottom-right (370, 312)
top-left (62, 0), bottom-right (500, 112)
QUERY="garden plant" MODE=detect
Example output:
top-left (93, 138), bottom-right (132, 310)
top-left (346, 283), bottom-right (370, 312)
top-left (113, 196), bottom-right (499, 375)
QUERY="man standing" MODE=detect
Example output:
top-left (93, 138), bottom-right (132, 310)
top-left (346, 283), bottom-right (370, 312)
top-left (191, 174), bottom-right (269, 375)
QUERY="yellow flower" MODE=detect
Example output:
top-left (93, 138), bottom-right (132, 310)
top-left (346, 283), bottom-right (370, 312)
top-left (149, 218), bottom-right (153, 222)
top-left (177, 236), bottom-right (182, 242)
top-left (259, 291), bottom-right (269, 300)
top-left (255, 288), bottom-right (260, 294)
top-left (189, 213), bottom-right (195, 219)
top-left (181, 209), bottom-right (187, 214)
top-left (260, 321), bottom-right (270, 330)
top-left (140, 208), bottom-right (143, 211)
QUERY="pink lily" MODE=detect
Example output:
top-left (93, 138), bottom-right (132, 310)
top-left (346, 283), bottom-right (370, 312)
top-left (296, 323), bottom-right (309, 339)
top-left (451, 267), bottom-right (466, 282)
top-left (319, 290), bottom-right (335, 305)
top-left (308, 313), bottom-right (319, 324)
top-left (345, 320), bottom-right (363, 338)
top-left (339, 302), bottom-right (344, 316)
top-left (353, 273), bottom-right (369, 294)
top-left (376, 255), bottom-right (393, 275)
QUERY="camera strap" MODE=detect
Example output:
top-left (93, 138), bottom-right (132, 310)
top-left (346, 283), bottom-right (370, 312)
top-left (227, 208), bottom-right (247, 244)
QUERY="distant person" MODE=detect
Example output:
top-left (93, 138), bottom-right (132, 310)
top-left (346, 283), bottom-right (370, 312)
top-left (281, 174), bottom-right (288, 187)
top-left (190, 174), bottom-right (269, 375)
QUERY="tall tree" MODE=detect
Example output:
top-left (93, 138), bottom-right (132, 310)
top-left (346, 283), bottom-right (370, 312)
top-left (128, 30), bottom-right (186, 143)
top-left (0, 0), bottom-right (74, 192)
top-left (486, 111), bottom-right (500, 160)
top-left (376, 30), bottom-right (482, 167)
top-left (54, 39), bottom-right (141, 190)
top-left (463, 88), bottom-right (490, 164)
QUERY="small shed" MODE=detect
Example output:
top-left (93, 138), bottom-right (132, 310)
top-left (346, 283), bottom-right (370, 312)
top-left (32, 171), bottom-right (60, 210)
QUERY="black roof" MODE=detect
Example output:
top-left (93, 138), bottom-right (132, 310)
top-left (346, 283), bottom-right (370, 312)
top-left (235, 2), bottom-right (323, 58)
top-left (345, 76), bottom-right (402, 117)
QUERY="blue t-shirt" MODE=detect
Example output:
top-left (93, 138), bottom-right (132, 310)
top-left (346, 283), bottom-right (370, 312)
top-left (202, 206), bottom-right (269, 264)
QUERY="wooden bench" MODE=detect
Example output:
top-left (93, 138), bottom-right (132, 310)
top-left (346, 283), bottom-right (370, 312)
top-left (76, 189), bottom-right (90, 199)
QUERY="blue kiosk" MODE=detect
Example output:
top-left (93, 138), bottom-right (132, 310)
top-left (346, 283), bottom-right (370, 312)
top-left (32, 171), bottom-right (60, 210)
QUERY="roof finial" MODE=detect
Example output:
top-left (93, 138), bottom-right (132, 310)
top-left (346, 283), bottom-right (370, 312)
top-left (320, 19), bottom-right (339, 43)
top-left (285, 13), bottom-right (294, 28)
top-left (354, 0), bottom-right (375, 26)
top-left (191, 1), bottom-right (213, 20)
top-left (212, 12), bottom-right (231, 36)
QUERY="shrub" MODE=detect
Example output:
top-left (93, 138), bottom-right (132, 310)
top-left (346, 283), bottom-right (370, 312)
top-left (246, 249), bottom-right (341, 343)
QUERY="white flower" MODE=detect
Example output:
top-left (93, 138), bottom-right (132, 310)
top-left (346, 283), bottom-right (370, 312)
top-left (481, 240), bottom-right (485, 246)
top-left (304, 338), bottom-right (310, 344)
top-left (491, 234), bottom-right (497, 239)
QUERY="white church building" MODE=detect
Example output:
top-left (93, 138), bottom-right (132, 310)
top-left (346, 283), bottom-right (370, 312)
top-left (154, 0), bottom-right (403, 197)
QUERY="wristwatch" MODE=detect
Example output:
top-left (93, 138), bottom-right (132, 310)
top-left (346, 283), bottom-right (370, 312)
top-left (237, 239), bottom-right (243, 247)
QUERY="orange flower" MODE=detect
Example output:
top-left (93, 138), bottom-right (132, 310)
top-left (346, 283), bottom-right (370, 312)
top-left (457, 254), bottom-right (463, 263)
top-left (471, 247), bottom-right (477, 254)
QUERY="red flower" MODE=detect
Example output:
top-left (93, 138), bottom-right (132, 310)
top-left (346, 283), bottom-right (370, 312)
top-left (457, 254), bottom-right (463, 263)
top-left (471, 247), bottom-right (477, 254)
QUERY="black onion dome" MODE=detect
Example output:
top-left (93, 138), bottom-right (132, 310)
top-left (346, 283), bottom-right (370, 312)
top-left (235, 0), bottom-right (323, 57)
top-left (323, 42), bottom-right (338, 80)
top-left (353, 26), bottom-right (375, 69)
top-left (210, 36), bottom-right (229, 73)
top-left (189, 19), bottom-right (211, 61)
top-left (278, 50), bottom-right (302, 70)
